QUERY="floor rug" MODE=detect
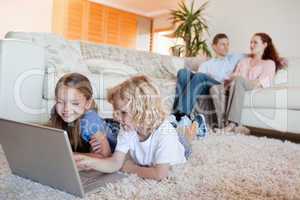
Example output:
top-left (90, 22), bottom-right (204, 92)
top-left (1, 133), bottom-right (299, 200)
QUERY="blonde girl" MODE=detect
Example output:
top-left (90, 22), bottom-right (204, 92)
top-left (75, 75), bottom-right (191, 180)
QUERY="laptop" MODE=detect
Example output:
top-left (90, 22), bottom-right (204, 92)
top-left (0, 118), bottom-right (126, 198)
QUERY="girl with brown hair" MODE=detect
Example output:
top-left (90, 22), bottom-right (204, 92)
top-left (48, 73), bottom-right (118, 157)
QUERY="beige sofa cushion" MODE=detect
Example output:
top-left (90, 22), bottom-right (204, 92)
top-left (244, 57), bottom-right (300, 110)
top-left (244, 87), bottom-right (300, 110)
top-left (272, 68), bottom-right (288, 86)
top-left (5, 32), bottom-right (89, 73)
top-left (85, 58), bottom-right (138, 75)
top-left (241, 108), bottom-right (300, 134)
top-left (152, 78), bottom-right (176, 112)
top-left (286, 57), bottom-right (300, 87)
top-left (80, 42), bottom-right (184, 80)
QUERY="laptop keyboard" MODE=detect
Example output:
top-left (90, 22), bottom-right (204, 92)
top-left (79, 170), bottom-right (126, 193)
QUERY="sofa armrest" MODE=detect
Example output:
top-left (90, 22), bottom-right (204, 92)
top-left (0, 39), bottom-right (47, 123)
top-left (184, 56), bottom-right (208, 72)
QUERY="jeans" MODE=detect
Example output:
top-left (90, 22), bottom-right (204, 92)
top-left (173, 68), bottom-right (220, 116)
top-left (177, 132), bottom-right (192, 159)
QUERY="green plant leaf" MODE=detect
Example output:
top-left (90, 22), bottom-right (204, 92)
top-left (170, 0), bottom-right (211, 57)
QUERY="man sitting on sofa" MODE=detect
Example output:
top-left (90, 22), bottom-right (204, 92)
top-left (172, 33), bottom-right (245, 128)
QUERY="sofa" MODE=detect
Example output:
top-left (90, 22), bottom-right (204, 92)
top-left (0, 32), bottom-right (299, 135)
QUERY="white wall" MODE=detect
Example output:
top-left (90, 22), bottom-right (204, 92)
top-left (0, 0), bottom-right (53, 38)
top-left (153, 32), bottom-right (178, 55)
top-left (191, 0), bottom-right (300, 57)
top-left (153, 13), bottom-right (172, 31)
top-left (136, 16), bottom-right (151, 51)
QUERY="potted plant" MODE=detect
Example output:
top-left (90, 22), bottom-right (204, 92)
top-left (170, 0), bottom-right (211, 57)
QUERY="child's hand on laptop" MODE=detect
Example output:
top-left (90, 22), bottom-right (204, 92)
top-left (74, 154), bottom-right (94, 171)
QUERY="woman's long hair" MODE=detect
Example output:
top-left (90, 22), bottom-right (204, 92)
top-left (254, 32), bottom-right (282, 71)
top-left (48, 73), bottom-right (97, 151)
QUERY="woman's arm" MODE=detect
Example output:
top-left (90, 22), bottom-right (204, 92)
top-left (224, 61), bottom-right (244, 88)
top-left (230, 57), bottom-right (248, 79)
top-left (75, 151), bottom-right (126, 173)
top-left (121, 159), bottom-right (170, 181)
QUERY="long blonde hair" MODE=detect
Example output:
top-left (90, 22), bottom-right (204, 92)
top-left (48, 73), bottom-right (97, 151)
top-left (107, 75), bottom-right (166, 134)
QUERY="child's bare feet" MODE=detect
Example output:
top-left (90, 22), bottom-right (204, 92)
top-left (224, 122), bottom-right (237, 132)
top-left (234, 126), bottom-right (250, 135)
top-left (184, 121), bottom-right (198, 143)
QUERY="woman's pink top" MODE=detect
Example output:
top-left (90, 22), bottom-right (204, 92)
top-left (233, 57), bottom-right (276, 88)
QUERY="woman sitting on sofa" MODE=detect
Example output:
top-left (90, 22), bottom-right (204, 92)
top-left (223, 32), bottom-right (283, 132)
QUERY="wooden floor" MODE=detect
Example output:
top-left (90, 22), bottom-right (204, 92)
top-left (247, 126), bottom-right (300, 144)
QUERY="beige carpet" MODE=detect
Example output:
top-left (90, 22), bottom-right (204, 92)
top-left (1, 133), bottom-right (300, 200)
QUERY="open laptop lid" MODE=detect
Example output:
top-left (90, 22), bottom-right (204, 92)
top-left (0, 118), bottom-right (85, 197)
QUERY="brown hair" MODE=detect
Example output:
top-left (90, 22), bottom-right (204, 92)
top-left (48, 73), bottom-right (97, 151)
top-left (212, 33), bottom-right (228, 45)
top-left (254, 32), bottom-right (282, 71)
top-left (107, 75), bottom-right (166, 134)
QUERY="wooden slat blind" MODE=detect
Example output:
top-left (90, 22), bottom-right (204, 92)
top-left (87, 2), bottom-right (105, 43)
top-left (106, 8), bottom-right (121, 45)
top-left (65, 0), bottom-right (84, 40)
top-left (120, 12), bottom-right (137, 47)
top-left (52, 0), bottom-right (138, 48)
